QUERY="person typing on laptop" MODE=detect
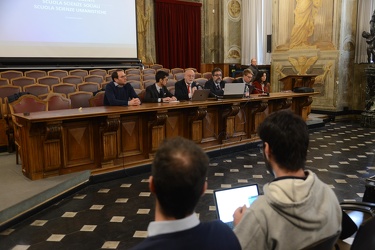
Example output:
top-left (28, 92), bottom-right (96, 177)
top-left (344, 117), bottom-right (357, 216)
top-left (233, 110), bottom-right (341, 250)
top-left (204, 67), bottom-right (225, 97)
top-left (144, 70), bottom-right (177, 103)
top-left (233, 68), bottom-right (254, 97)
top-left (131, 137), bottom-right (241, 250)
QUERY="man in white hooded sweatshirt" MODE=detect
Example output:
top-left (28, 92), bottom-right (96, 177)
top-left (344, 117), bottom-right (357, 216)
top-left (233, 110), bottom-right (342, 250)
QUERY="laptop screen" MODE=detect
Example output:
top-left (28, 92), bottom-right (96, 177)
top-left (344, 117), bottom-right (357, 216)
top-left (213, 184), bottom-right (259, 227)
top-left (223, 83), bottom-right (246, 98)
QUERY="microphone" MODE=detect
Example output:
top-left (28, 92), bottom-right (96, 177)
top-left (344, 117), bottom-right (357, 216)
top-left (254, 87), bottom-right (269, 96)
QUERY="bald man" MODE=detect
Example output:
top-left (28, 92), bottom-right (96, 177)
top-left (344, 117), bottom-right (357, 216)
top-left (174, 69), bottom-right (198, 101)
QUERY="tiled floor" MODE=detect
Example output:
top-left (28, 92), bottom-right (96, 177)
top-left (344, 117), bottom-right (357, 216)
top-left (0, 121), bottom-right (375, 250)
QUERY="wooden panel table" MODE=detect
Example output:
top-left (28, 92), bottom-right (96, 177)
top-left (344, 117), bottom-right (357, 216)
top-left (12, 92), bottom-right (318, 180)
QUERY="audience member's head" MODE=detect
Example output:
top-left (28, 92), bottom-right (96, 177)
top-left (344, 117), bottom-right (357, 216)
top-left (155, 70), bottom-right (169, 83)
top-left (212, 68), bottom-right (223, 84)
top-left (184, 69), bottom-right (195, 84)
top-left (150, 137), bottom-right (209, 219)
top-left (251, 58), bottom-right (257, 66)
top-left (258, 110), bottom-right (309, 172)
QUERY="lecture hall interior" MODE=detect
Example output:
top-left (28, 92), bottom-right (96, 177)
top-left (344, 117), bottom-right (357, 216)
top-left (0, 0), bottom-right (375, 249)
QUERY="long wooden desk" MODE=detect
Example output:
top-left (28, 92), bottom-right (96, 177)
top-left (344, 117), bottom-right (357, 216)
top-left (13, 92), bottom-right (318, 180)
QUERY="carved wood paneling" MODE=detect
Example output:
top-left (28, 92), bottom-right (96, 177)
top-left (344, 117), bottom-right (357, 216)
top-left (188, 107), bottom-right (207, 142)
top-left (63, 121), bottom-right (94, 168)
top-left (120, 115), bottom-right (144, 156)
top-left (100, 116), bottom-right (120, 161)
top-left (43, 122), bottom-right (62, 172)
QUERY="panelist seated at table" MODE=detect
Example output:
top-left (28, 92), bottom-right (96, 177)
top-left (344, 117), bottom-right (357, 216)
top-left (233, 68), bottom-right (254, 96)
top-left (104, 69), bottom-right (141, 106)
top-left (252, 71), bottom-right (271, 94)
top-left (204, 67), bottom-right (226, 98)
top-left (174, 69), bottom-right (198, 101)
top-left (144, 71), bottom-right (177, 103)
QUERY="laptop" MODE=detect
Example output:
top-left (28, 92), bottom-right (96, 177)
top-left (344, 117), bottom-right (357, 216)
top-left (191, 89), bottom-right (211, 101)
top-left (223, 83), bottom-right (246, 99)
top-left (213, 184), bottom-right (260, 228)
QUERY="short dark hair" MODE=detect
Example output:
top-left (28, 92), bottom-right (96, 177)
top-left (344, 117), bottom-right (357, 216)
top-left (211, 67), bottom-right (222, 75)
top-left (258, 110), bottom-right (309, 171)
top-left (111, 69), bottom-right (124, 81)
top-left (152, 137), bottom-right (209, 219)
top-left (155, 70), bottom-right (169, 83)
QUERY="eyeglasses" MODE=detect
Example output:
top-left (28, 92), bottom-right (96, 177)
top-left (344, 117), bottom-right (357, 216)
top-left (214, 74), bottom-right (222, 77)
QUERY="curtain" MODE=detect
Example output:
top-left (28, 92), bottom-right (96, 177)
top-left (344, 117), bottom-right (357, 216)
top-left (154, 0), bottom-right (201, 70)
top-left (241, 0), bottom-right (272, 65)
top-left (355, 0), bottom-right (375, 63)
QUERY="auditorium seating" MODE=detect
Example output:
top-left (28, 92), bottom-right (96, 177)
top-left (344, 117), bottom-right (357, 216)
top-left (143, 80), bottom-right (154, 89)
top-left (223, 77), bottom-right (234, 83)
top-left (46, 93), bottom-right (71, 111)
top-left (0, 70), bottom-right (23, 81)
top-left (89, 91), bottom-right (105, 107)
top-left (125, 68), bottom-right (141, 75)
top-left (171, 68), bottom-right (184, 75)
top-left (23, 84), bottom-right (50, 97)
top-left (52, 83), bottom-right (77, 96)
top-left (11, 77), bottom-right (35, 88)
top-left (61, 75), bottom-right (83, 85)
top-left (128, 80), bottom-right (143, 90)
top-left (37, 76), bottom-right (60, 87)
top-left (68, 91), bottom-right (93, 108)
top-left (24, 70), bottom-right (47, 80)
top-left (0, 78), bottom-right (9, 86)
top-left (48, 70), bottom-right (68, 79)
top-left (89, 69), bottom-right (107, 78)
top-left (142, 74), bottom-right (155, 81)
top-left (150, 64), bottom-right (163, 70)
top-left (84, 75), bottom-right (104, 84)
top-left (174, 72), bottom-right (185, 81)
top-left (77, 82), bottom-right (100, 92)
top-left (142, 68), bottom-right (156, 75)
top-left (69, 69), bottom-right (88, 79)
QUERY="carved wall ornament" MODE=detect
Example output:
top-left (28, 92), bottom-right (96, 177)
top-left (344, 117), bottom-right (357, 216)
top-left (228, 0), bottom-right (241, 19)
top-left (314, 62), bottom-right (333, 85)
top-left (288, 56), bottom-right (318, 75)
top-left (227, 46), bottom-right (241, 59)
top-left (275, 63), bottom-right (287, 79)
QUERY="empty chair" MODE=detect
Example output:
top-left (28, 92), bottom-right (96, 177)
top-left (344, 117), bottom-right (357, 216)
top-left (0, 85), bottom-right (22, 101)
top-left (150, 64), bottom-right (163, 70)
top-left (23, 84), bottom-right (50, 97)
top-left (203, 72), bottom-right (212, 80)
top-left (171, 68), bottom-right (184, 75)
top-left (351, 216), bottom-right (375, 250)
top-left (0, 70), bottom-right (23, 81)
top-left (52, 83), bottom-right (76, 96)
top-left (195, 72), bottom-right (202, 78)
top-left (107, 69), bottom-right (117, 75)
top-left (37, 76), bottom-right (60, 87)
top-left (128, 80), bottom-right (143, 90)
top-left (223, 77), bottom-right (234, 83)
top-left (69, 69), bottom-right (88, 79)
top-left (0, 78), bottom-right (9, 86)
top-left (158, 68), bottom-right (170, 74)
top-left (101, 81), bottom-right (110, 90)
top-left (46, 93), bottom-right (71, 110)
top-left (84, 75), bottom-right (103, 84)
top-left (142, 74), bottom-right (155, 81)
top-left (142, 68), bottom-right (156, 75)
top-left (195, 77), bottom-right (208, 86)
top-left (61, 75), bottom-right (83, 85)
top-left (48, 69), bottom-right (69, 79)
top-left (301, 231), bottom-right (340, 250)
top-left (125, 68), bottom-right (141, 75)
top-left (185, 67), bottom-right (197, 72)
top-left (68, 91), bottom-right (93, 108)
top-left (105, 75), bottom-right (112, 82)
top-left (126, 74), bottom-right (141, 82)
top-left (89, 91), bottom-right (105, 107)
top-left (167, 79), bottom-right (176, 88)
top-left (77, 82), bottom-right (100, 92)
top-left (89, 69), bottom-right (107, 78)
top-left (168, 73), bottom-right (174, 79)
top-left (24, 70), bottom-right (47, 80)
top-left (143, 79), bottom-right (155, 89)
top-left (11, 77), bottom-right (35, 88)
top-left (0, 85), bottom-right (22, 136)
top-left (8, 94), bottom-right (48, 164)
top-left (174, 72), bottom-right (185, 81)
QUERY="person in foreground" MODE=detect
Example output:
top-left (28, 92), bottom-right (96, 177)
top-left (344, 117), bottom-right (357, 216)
top-left (174, 69), bottom-right (198, 100)
top-left (104, 69), bottom-right (141, 106)
top-left (233, 110), bottom-right (342, 250)
top-left (131, 137), bottom-right (241, 250)
top-left (143, 70), bottom-right (177, 103)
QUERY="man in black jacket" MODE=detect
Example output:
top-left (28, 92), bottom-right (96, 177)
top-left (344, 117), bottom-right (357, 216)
top-left (204, 67), bottom-right (225, 97)
top-left (144, 71), bottom-right (176, 103)
top-left (174, 69), bottom-right (197, 101)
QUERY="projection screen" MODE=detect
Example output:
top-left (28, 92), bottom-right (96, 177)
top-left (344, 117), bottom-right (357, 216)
top-left (0, 0), bottom-right (138, 64)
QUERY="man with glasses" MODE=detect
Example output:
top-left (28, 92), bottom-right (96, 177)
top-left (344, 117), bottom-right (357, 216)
top-left (174, 69), bottom-right (198, 101)
top-left (233, 68), bottom-right (254, 96)
top-left (104, 69), bottom-right (141, 106)
top-left (204, 68), bottom-right (226, 98)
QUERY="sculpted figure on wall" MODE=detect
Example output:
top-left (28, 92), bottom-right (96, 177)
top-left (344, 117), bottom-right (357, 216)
top-left (290, 0), bottom-right (322, 48)
top-left (315, 62), bottom-right (333, 84)
top-left (288, 56), bottom-right (318, 75)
